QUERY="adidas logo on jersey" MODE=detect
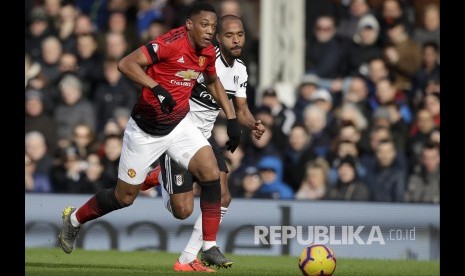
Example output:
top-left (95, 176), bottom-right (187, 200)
top-left (158, 95), bottom-right (165, 102)
top-left (177, 56), bottom-right (185, 63)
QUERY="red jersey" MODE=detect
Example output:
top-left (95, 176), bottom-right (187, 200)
top-left (131, 26), bottom-right (217, 135)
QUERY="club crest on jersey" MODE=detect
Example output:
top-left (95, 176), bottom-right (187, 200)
top-left (175, 174), bottom-right (184, 186)
top-left (175, 69), bottom-right (200, 81)
top-left (234, 75), bottom-right (239, 84)
top-left (198, 56), bottom-right (206, 67)
top-left (151, 43), bottom-right (159, 53)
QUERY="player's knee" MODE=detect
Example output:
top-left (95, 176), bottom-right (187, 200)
top-left (172, 206), bottom-right (193, 220)
top-left (196, 164), bottom-right (220, 181)
top-left (115, 190), bottom-right (138, 206)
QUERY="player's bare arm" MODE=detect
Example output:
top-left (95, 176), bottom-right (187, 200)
top-left (117, 48), bottom-right (158, 89)
top-left (233, 96), bottom-right (265, 140)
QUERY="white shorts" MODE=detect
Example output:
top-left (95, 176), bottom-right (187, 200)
top-left (118, 116), bottom-right (210, 184)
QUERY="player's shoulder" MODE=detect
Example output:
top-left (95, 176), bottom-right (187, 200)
top-left (235, 58), bottom-right (248, 75)
top-left (202, 44), bottom-right (217, 58)
top-left (152, 26), bottom-right (186, 46)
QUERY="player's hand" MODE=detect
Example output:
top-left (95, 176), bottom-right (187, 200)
top-left (226, 118), bottom-right (242, 153)
top-left (252, 120), bottom-right (265, 140)
top-left (151, 85), bottom-right (176, 114)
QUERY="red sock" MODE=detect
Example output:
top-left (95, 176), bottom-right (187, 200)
top-left (199, 179), bottom-right (221, 241)
top-left (76, 188), bottom-right (125, 224)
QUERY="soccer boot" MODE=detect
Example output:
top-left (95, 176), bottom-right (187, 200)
top-left (173, 258), bottom-right (216, 272)
top-left (58, 206), bottom-right (81, 254)
top-left (201, 246), bottom-right (234, 268)
top-left (141, 165), bottom-right (161, 191)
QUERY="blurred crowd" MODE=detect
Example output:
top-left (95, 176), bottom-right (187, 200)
top-left (25, 0), bottom-right (439, 204)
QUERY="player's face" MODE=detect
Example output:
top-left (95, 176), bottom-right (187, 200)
top-left (187, 11), bottom-right (217, 50)
top-left (216, 19), bottom-right (245, 58)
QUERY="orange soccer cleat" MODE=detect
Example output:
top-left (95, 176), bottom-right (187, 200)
top-left (173, 258), bottom-right (216, 272)
top-left (140, 165), bottom-right (161, 191)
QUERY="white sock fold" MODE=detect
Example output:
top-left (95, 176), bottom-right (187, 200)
top-left (70, 208), bottom-right (81, 227)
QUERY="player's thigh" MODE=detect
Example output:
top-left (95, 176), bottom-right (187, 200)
top-left (118, 117), bottom-right (171, 185)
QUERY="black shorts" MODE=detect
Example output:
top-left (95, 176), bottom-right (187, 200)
top-left (160, 135), bottom-right (228, 194)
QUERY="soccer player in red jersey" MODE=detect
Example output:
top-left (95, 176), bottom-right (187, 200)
top-left (58, 2), bottom-right (240, 270)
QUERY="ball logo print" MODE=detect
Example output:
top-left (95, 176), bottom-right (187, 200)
top-left (298, 244), bottom-right (336, 276)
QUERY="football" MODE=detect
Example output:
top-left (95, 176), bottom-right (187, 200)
top-left (298, 244), bottom-right (336, 276)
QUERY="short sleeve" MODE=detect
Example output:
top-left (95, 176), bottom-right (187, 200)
top-left (235, 71), bottom-right (248, 98)
top-left (140, 40), bottom-right (169, 65)
top-left (204, 52), bottom-right (217, 77)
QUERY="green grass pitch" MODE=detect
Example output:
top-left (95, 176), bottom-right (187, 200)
top-left (26, 248), bottom-right (439, 276)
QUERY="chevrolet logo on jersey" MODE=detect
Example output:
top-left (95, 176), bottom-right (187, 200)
top-left (175, 69), bottom-right (200, 81)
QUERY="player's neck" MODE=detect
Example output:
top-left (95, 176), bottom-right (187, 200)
top-left (220, 51), bottom-right (235, 67)
top-left (186, 31), bottom-right (203, 52)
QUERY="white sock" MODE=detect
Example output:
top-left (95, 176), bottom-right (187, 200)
top-left (179, 214), bottom-right (203, 264)
top-left (179, 207), bottom-right (228, 263)
top-left (70, 208), bottom-right (81, 227)
top-left (202, 241), bottom-right (217, 251)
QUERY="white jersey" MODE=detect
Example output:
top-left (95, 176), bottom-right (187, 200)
top-left (188, 46), bottom-right (248, 139)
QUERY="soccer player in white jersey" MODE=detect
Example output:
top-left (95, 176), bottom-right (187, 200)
top-left (141, 15), bottom-right (265, 272)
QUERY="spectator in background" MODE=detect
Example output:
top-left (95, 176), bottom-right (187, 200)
top-left (107, 11), bottom-right (139, 51)
top-left (39, 36), bottom-right (62, 86)
top-left (303, 105), bottom-right (331, 158)
top-left (69, 124), bottom-right (100, 161)
top-left (343, 76), bottom-right (372, 120)
top-left (345, 14), bottom-right (383, 77)
top-left (56, 3), bottom-right (78, 52)
top-left (378, 0), bottom-right (413, 45)
top-left (25, 153), bottom-right (52, 193)
top-left (76, 33), bottom-right (104, 97)
top-left (294, 74), bottom-right (320, 123)
top-left (137, 0), bottom-right (164, 39)
top-left (326, 155), bottom-right (370, 201)
top-left (385, 102), bottom-right (408, 153)
top-left (283, 123), bottom-right (314, 191)
top-left (337, 0), bottom-right (372, 41)
top-left (54, 74), bottom-right (96, 145)
top-left (365, 139), bottom-right (406, 202)
top-left (256, 156), bottom-right (294, 199)
top-left (74, 14), bottom-right (96, 36)
top-left (26, 7), bottom-right (55, 62)
top-left (142, 18), bottom-right (168, 44)
top-left (365, 57), bottom-right (391, 98)
top-left (25, 53), bottom-right (42, 89)
top-left (384, 18), bottom-right (421, 92)
top-left (405, 142), bottom-right (439, 204)
top-left (25, 89), bottom-right (58, 156)
top-left (237, 166), bottom-right (263, 199)
top-left (99, 134), bottom-right (122, 185)
top-left (261, 88), bottom-right (296, 148)
top-left (94, 58), bottom-right (138, 132)
top-left (295, 158), bottom-right (329, 200)
top-left (242, 123), bottom-right (280, 168)
top-left (25, 131), bottom-right (53, 176)
top-left (412, 42), bottom-right (440, 107)
top-left (104, 32), bottom-right (129, 60)
top-left (407, 109), bottom-right (437, 173)
top-left (50, 145), bottom-right (87, 193)
top-left (75, 153), bottom-right (114, 194)
top-left (371, 78), bottom-right (412, 124)
top-left (414, 4), bottom-right (440, 47)
top-left (423, 92), bottom-right (440, 129)
top-left (335, 103), bottom-right (369, 138)
top-left (112, 107), bottom-right (132, 132)
top-left (310, 88), bottom-right (337, 137)
top-left (327, 140), bottom-right (366, 186)
top-left (305, 15), bottom-right (346, 80)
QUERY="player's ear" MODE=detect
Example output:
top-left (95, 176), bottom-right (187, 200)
top-left (186, 19), bottom-right (193, 31)
top-left (215, 33), bottom-right (220, 42)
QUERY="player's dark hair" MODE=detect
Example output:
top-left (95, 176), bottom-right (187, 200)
top-left (187, 1), bottom-right (216, 19)
top-left (217, 14), bottom-right (243, 34)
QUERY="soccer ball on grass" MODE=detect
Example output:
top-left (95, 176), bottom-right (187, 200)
top-left (298, 244), bottom-right (336, 276)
